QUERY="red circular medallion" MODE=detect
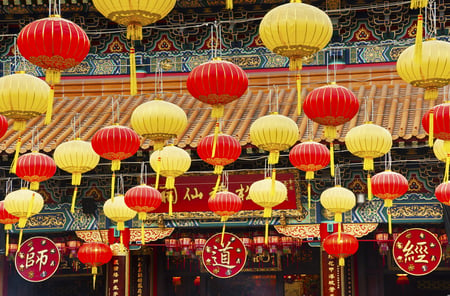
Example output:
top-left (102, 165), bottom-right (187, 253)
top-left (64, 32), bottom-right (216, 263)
top-left (15, 237), bottom-right (60, 282)
top-left (202, 233), bottom-right (247, 278)
top-left (393, 228), bottom-right (442, 276)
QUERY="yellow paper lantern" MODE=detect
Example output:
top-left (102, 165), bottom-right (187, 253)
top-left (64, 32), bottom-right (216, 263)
top-left (0, 72), bottom-right (49, 131)
top-left (433, 139), bottom-right (450, 162)
top-left (345, 122), bottom-right (392, 171)
top-left (259, 0), bottom-right (333, 114)
top-left (396, 39), bottom-right (450, 100)
top-left (249, 113), bottom-right (299, 165)
top-left (54, 139), bottom-right (100, 213)
top-left (4, 188), bottom-right (44, 250)
top-left (149, 145), bottom-right (191, 215)
top-left (103, 194), bottom-right (137, 231)
top-left (248, 178), bottom-right (287, 218)
top-left (131, 100), bottom-right (188, 151)
top-left (320, 185), bottom-right (355, 223)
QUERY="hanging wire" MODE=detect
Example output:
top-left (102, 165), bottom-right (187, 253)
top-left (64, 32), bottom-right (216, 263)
top-left (384, 152), bottom-right (392, 171)
top-left (140, 162), bottom-right (147, 185)
top-left (111, 97), bottom-right (115, 124)
top-left (326, 50), bottom-right (330, 84)
top-left (154, 61), bottom-right (164, 97)
top-left (49, 0), bottom-right (61, 16)
top-left (5, 178), bottom-right (12, 195)
top-left (333, 49), bottom-right (338, 83)
top-left (222, 171), bottom-right (229, 191)
top-left (334, 164), bottom-right (341, 186)
top-left (31, 127), bottom-right (39, 152)
top-left (116, 174), bottom-right (125, 196)
top-left (425, 0), bottom-right (437, 38)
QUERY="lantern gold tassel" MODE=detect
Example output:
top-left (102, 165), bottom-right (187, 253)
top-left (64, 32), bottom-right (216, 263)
top-left (325, 126), bottom-right (337, 140)
top-left (10, 136), bottom-right (22, 174)
top-left (425, 87), bottom-right (439, 100)
top-left (429, 109), bottom-right (434, 147)
top-left (112, 160), bottom-right (121, 171)
top-left (367, 174), bottom-right (372, 201)
top-left (263, 207), bottom-right (272, 218)
top-left (166, 177), bottom-right (175, 189)
top-left (17, 229), bottom-right (23, 252)
top-left (153, 141), bottom-right (165, 151)
top-left (30, 182), bottom-right (39, 191)
top-left (264, 219), bottom-right (269, 245)
top-left (141, 221), bottom-right (145, 246)
top-left (363, 158), bottom-right (374, 171)
top-left (5, 226), bottom-right (10, 256)
top-left (13, 120), bottom-right (26, 131)
top-left (307, 182), bottom-right (311, 210)
top-left (271, 169), bottom-right (276, 197)
top-left (91, 266), bottom-right (98, 290)
top-left (338, 257), bottom-right (345, 266)
top-left (155, 156), bottom-right (161, 190)
top-left (45, 85), bottom-right (54, 125)
top-left (111, 172), bottom-right (116, 202)
top-left (211, 175), bottom-right (221, 199)
top-left (212, 105), bottom-right (225, 119)
top-left (214, 165), bottom-right (224, 175)
top-left (289, 57), bottom-right (303, 72)
top-left (45, 69), bottom-right (61, 85)
top-left (410, 0), bottom-right (428, 9)
top-left (414, 14), bottom-right (423, 65)
top-left (306, 171), bottom-right (314, 180)
top-left (226, 0), bottom-right (233, 9)
top-left (268, 151), bottom-right (280, 165)
top-left (445, 156), bottom-right (450, 183)
top-left (385, 199), bottom-right (394, 234)
top-left (127, 23), bottom-right (143, 41)
top-left (330, 142), bottom-right (335, 177)
top-left (221, 222), bottom-right (226, 244)
top-left (212, 122), bottom-right (220, 158)
top-left (335, 212), bottom-right (342, 223)
top-left (168, 191), bottom-right (173, 216)
top-left (130, 47), bottom-right (137, 96)
top-left (70, 186), bottom-right (78, 213)
top-left (296, 74), bottom-right (302, 115)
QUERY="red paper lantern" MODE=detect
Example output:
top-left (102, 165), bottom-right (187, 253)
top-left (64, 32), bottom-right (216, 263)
top-left (208, 191), bottom-right (242, 222)
top-left (15, 151), bottom-right (57, 190)
top-left (0, 200), bottom-right (19, 256)
top-left (371, 171), bottom-right (409, 207)
top-left (435, 181), bottom-right (450, 206)
top-left (396, 274), bottom-right (409, 286)
top-left (322, 232), bottom-right (359, 266)
top-left (289, 141), bottom-right (330, 180)
top-left (422, 103), bottom-right (450, 141)
top-left (17, 16), bottom-right (90, 85)
top-left (0, 114), bottom-right (8, 139)
top-left (197, 134), bottom-right (241, 175)
top-left (77, 242), bottom-right (112, 288)
top-left (186, 59), bottom-right (248, 119)
top-left (303, 83), bottom-right (359, 139)
top-left (91, 125), bottom-right (140, 171)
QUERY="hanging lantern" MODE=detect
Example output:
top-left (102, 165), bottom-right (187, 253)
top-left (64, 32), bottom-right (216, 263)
top-left (396, 39), bottom-right (450, 100)
top-left (165, 238), bottom-right (179, 256)
top-left (0, 114), bottom-right (8, 138)
top-left (124, 184), bottom-right (162, 244)
top-left (149, 145), bottom-right (191, 215)
top-left (91, 125), bottom-right (141, 199)
top-left (17, 16), bottom-right (90, 124)
top-left (0, 72), bottom-right (49, 130)
top-left (320, 186), bottom-right (356, 223)
top-left (131, 100), bottom-right (188, 151)
top-left (54, 139), bottom-right (100, 213)
top-left (422, 103), bottom-right (450, 148)
top-left (0, 200), bottom-right (19, 256)
top-left (179, 237), bottom-right (192, 256)
top-left (186, 59), bottom-right (248, 119)
top-left (15, 151), bottom-right (57, 190)
top-left (435, 181), bottom-right (450, 206)
top-left (268, 236), bottom-right (280, 254)
top-left (250, 113), bottom-right (298, 165)
top-left (197, 133), bottom-right (241, 195)
top-left (92, 0), bottom-right (176, 94)
top-left (104, 194), bottom-right (137, 232)
top-left (371, 170), bottom-right (409, 233)
top-left (208, 191), bottom-right (242, 240)
top-left (249, 178), bottom-right (287, 243)
top-left (322, 232), bottom-right (359, 266)
top-left (4, 188), bottom-right (44, 250)
top-left (253, 236), bottom-right (266, 254)
top-left (241, 237), bottom-right (254, 255)
top-left (303, 83), bottom-right (359, 140)
top-left (289, 141), bottom-right (330, 180)
top-left (77, 242), bottom-right (112, 289)
top-left (375, 232), bottom-right (390, 257)
top-left (281, 236), bottom-right (295, 254)
top-left (259, 0), bottom-right (333, 113)
top-left (433, 139), bottom-right (449, 162)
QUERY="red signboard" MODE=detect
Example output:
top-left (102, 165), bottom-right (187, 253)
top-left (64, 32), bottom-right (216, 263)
top-left (321, 252), bottom-right (342, 296)
top-left (202, 233), bottom-right (247, 278)
top-left (15, 236), bottom-right (60, 282)
top-left (146, 172), bottom-right (298, 213)
top-left (393, 228), bottom-right (442, 276)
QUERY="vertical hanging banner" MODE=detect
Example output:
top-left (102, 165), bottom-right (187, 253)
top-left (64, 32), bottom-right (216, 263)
top-left (202, 233), bottom-right (247, 278)
top-left (321, 252), bottom-right (342, 296)
top-left (15, 236), bottom-right (60, 282)
top-left (108, 244), bottom-right (130, 296)
top-left (392, 228), bottom-right (442, 276)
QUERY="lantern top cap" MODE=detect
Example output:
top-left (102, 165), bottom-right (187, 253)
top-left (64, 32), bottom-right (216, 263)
top-left (49, 14), bottom-right (61, 18)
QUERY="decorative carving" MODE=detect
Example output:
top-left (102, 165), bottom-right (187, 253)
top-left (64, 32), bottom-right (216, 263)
top-left (275, 223), bottom-right (378, 238)
top-left (76, 228), bottom-right (175, 243)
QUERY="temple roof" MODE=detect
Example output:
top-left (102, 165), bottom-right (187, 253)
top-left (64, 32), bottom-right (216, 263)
top-left (0, 63), bottom-right (438, 155)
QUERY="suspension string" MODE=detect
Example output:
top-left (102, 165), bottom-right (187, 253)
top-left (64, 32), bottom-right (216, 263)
top-left (333, 49), bottom-right (337, 83)
top-left (326, 50), bottom-right (330, 84)
top-left (111, 97), bottom-right (115, 124)
top-left (218, 22), bottom-right (223, 58)
top-left (334, 165), bottom-right (341, 186)
top-left (140, 162), bottom-right (146, 185)
top-left (223, 171), bottom-right (229, 191)
top-left (6, 178), bottom-right (12, 194)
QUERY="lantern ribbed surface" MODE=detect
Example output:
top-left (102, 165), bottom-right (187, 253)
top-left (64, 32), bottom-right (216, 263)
top-left (16, 152), bottom-right (57, 191)
top-left (322, 232), bottom-right (359, 266)
top-left (0, 72), bottom-right (49, 131)
top-left (259, 1), bottom-right (333, 71)
top-left (124, 184), bottom-right (162, 219)
top-left (289, 141), bottom-right (330, 180)
top-left (131, 100), bottom-right (187, 150)
top-left (396, 39), bottom-right (450, 100)
top-left (433, 139), bottom-right (449, 162)
top-left (186, 59), bottom-right (248, 118)
top-left (320, 186), bottom-right (356, 222)
top-left (77, 242), bottom-right (112, 267)
top-left (435, 181), bottom-right (450, 206)
top-left (0, 200), bottom-right (19, 228)
top-left (208, 191), bottom-right (242, 221)
top-left (103, 194), bottom-right (137, 231)
top-left (92, 0), bottom-right (176, 40)
top-left (345, 122), bottom-right (392, 171)
top-left (197, 134), bottom-right (241, 174)
top-left (249, 113), bottom-right (299, 165)
top-left (303, 83), bottom-right (359, 139)
top-left (91, 125), bottom-right (141, 171)
top-left (54, 139), bottom-right (100, 185)
top-left (149, 145), bottom-right (191, 185)
top-left (4, 188), bottom-right (44, 228)
top-left (17, 16), bottom-right (90, 82)
top-left (422, 103), bottom-right (450, 140)
top-left (371, 170), bottom-right (409, 207)
top-left (248, 178), bottom-right (287, 217)
top-left (0, 114), bottom-right (8, 138)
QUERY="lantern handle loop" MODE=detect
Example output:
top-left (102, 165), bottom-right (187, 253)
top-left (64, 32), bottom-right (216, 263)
top-left (140, 162), bottom-right (147, 185)
top-left (334, 165), bottom-right (341, 187)
top-left (384, 152), bottom-right (392, 171)
top-left (222, 171), bottom-right (229, 191)
top-left (31, 127), bottom-right (40, 152)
